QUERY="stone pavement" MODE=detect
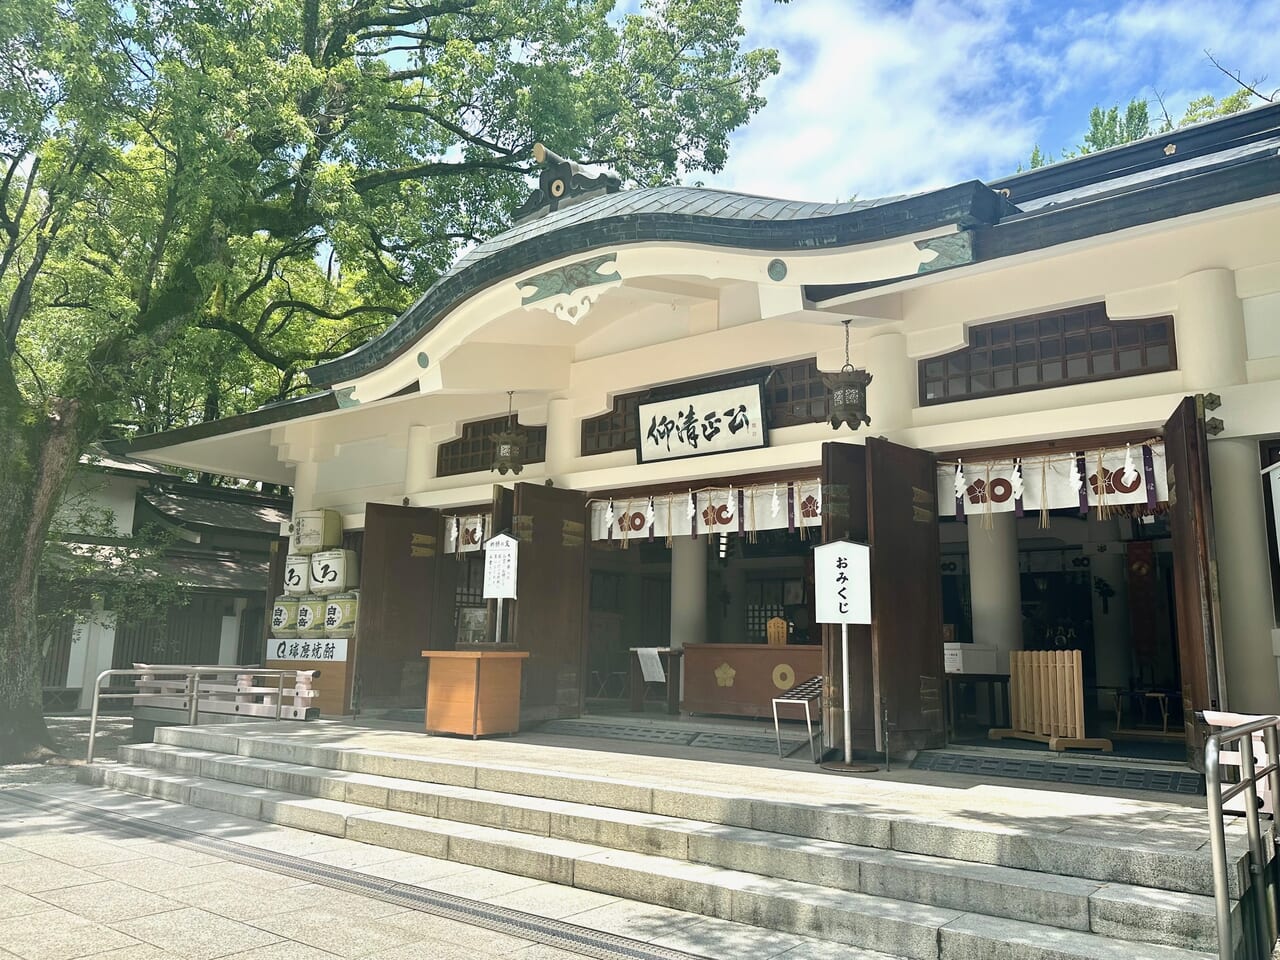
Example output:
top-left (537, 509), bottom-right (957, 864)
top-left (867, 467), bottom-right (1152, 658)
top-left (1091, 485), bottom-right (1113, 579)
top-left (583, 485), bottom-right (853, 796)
top-left (0, 782), bottom-right (900, 960)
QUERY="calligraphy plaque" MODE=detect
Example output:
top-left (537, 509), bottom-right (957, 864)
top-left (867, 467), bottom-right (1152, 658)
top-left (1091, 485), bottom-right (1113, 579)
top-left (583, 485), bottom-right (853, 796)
top-left (636, 383), bottom-right (767, 464)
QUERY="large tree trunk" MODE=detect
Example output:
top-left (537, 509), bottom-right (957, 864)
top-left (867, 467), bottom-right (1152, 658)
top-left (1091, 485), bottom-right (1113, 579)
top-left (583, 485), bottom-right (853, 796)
top-left (0, 388), bottom-right (91, 763)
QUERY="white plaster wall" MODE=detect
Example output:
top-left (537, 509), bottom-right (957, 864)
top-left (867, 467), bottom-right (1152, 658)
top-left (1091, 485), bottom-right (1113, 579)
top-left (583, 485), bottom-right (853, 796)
top-left (1245, 291), bottom-right (1280, 360)
top-left (60, 474), bottom-right (140, 537)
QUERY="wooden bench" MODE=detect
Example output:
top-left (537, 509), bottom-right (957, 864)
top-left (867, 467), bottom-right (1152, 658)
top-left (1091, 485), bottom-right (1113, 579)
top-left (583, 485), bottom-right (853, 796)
top-left (131, 664), bottom-right (320, 736)
top-left (772, 675), bottom-right (824, 762)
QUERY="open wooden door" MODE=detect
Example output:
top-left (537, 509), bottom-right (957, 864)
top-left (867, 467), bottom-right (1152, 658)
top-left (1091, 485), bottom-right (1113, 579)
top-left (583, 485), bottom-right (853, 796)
top-left (1164, 395), bottom-right (1227, 769)
top-left (821, 441), bottom-right (874, 753)
top-left (511, 482), bottom-right (588, 721)
top-left (357, 503), bottom-right (445, 710)
top-left (867, 437), bottom-right (946, 751)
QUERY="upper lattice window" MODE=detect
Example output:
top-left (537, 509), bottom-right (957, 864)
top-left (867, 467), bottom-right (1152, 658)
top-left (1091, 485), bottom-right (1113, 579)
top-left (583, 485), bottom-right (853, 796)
top-left (919, 303), bottom-right (1175, 405)
top-left (437, 416), bottom-right (547, 478)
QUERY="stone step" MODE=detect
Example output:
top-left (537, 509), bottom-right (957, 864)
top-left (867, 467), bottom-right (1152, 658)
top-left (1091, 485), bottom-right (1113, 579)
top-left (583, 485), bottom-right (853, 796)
top-left (113, 744), bottom-right (1239, 953)
top-left (151, 726), bottom-right (1250, 899)
top-left (79, 762), bottom-right (1217, 960)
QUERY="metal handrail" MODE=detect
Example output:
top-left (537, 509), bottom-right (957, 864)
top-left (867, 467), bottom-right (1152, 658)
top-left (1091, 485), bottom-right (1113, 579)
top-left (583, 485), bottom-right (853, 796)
top-left (1205, 714), bottom-right (1280, 960)
top-left (86, 665), bottom-right (312, 763)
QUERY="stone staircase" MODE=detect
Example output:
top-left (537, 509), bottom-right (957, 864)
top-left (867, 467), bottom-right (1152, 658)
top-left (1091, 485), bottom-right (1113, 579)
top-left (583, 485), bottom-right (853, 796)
top-left (80, 723), bottom-right (1249, 960)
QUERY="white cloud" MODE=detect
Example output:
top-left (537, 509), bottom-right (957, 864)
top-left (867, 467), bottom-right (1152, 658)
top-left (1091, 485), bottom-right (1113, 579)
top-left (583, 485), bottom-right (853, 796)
top-left (708, 0), bottom-right (1278, 202)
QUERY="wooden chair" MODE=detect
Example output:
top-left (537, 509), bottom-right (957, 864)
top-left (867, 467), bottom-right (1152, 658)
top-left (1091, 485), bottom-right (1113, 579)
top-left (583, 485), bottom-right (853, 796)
top-left (766, 617), bottom-right (788, 646)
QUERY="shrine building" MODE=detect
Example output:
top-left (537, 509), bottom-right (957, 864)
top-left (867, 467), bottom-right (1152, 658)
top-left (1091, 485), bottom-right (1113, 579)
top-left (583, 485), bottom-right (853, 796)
top-left (114, 106), bottom-right (1280, 770)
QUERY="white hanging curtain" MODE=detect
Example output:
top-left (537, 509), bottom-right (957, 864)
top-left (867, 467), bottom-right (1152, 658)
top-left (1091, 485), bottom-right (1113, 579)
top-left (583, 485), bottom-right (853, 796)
top-left (589, 479), bottom-right (822, 542)
top-left (935, 442), bottom-right (1168, 518)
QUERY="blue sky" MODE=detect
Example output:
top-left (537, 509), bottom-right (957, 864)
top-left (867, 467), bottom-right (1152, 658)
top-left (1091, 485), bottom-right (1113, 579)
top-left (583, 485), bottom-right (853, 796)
top-left (701, 0), bottom-right (1279, 201)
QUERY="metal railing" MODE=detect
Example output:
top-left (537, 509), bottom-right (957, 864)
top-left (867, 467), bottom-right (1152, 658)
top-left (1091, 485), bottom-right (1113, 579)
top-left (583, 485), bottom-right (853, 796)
top-left (1205, 714), bottom-right (1280, 960)
top-left (86, 665), bottom-right (312, 763)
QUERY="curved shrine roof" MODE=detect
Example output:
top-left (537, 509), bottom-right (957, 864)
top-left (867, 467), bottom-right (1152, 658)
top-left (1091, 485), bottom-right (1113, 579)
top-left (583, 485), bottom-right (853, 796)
top-left (306, 180), bottom-right (1006, 386)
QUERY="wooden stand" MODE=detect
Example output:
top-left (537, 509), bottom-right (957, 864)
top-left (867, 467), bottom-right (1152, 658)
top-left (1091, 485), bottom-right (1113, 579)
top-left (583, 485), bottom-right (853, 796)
top-left (989, 649), bottom-right (1112, 752)
top-left (421, 649), bottom-right (529, 738)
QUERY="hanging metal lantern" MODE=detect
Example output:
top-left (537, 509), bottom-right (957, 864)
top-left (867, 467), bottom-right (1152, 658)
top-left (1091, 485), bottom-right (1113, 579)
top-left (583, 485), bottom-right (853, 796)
top-left (823, 320), bottom-right (872, 430)
top-left (491, 391), bottom-right (525, 475)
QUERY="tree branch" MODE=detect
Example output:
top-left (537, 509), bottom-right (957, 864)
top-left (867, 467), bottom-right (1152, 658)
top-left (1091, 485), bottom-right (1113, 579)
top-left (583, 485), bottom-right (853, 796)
top-left (352, 158), bottom-right (528, 193)
top-left (1205, 49), bottom-right (1276, 102)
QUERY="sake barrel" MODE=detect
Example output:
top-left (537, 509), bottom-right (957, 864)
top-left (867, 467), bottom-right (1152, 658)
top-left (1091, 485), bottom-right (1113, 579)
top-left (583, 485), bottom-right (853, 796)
top-left (309, 548), bottom-right (358, 595)
top-left (295, 595), bottom-right (327, 638)
top-left (282, 554), bottom-right (311, 595)
top-left (291, 509), bottom-right (342, 555)
top-left (324, 591), bottom-right (359, 637)
top-left (270, 595), bottom-right (300, 639)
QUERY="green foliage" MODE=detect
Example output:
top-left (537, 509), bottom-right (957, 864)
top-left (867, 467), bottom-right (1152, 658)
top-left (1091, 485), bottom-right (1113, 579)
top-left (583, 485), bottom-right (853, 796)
top-left (1021, 87), bottom-right (1261, 172)
top-left (1, 0), bottom-right (779, 436)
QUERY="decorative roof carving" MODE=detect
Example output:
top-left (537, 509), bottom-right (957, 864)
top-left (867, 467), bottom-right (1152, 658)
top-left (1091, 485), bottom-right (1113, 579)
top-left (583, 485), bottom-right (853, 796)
top-left (513, 143), bottom-right (621, 224)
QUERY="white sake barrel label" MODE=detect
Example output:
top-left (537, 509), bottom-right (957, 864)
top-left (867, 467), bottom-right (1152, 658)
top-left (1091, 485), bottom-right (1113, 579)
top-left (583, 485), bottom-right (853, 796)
top-left (283, 555), bottom-right (310, 595)
top-left (309, 549), bottom-right (357, 595)
top-left (271, 595), bottom-right (300, 639)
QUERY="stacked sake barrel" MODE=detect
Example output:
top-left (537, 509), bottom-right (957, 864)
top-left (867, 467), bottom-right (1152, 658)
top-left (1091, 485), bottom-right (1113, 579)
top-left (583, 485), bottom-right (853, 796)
top-left (268, 509), bottom-right (360, 715)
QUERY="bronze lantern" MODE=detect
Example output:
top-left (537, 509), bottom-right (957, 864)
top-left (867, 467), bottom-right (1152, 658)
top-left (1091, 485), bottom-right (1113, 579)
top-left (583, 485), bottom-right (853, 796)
top-left (491, 391), bottom-right (525, 475)
top-left (823, 320), bottom-right (872, 430)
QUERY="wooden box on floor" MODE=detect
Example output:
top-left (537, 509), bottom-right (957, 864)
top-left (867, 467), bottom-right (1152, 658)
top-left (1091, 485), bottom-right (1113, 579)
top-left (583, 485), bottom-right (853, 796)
top-left (421, 649), bottom-right (530, 738)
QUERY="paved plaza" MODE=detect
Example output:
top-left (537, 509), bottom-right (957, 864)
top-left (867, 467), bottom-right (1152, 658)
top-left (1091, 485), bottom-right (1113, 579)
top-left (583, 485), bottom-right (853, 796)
top-left (0, 779), bottom-right (897, 960)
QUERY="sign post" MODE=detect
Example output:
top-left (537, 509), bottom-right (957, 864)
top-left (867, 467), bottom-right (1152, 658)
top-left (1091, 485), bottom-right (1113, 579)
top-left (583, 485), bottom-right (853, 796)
top-left (483, 534), bottom-right (519, 643)
top-left (813, 539), bottom-right (872, 766)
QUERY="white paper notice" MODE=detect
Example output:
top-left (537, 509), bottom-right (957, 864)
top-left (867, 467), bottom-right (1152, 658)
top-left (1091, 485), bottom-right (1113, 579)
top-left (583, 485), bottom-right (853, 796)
top-left (636, 648), bottom-right (666, 683)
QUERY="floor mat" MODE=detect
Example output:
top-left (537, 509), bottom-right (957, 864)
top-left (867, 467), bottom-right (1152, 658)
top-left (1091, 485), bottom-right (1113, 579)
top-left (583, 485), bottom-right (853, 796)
top-left (538, 719), bottom-right (795, 757)
top-left (910, 749), bottom-right (1204, 795)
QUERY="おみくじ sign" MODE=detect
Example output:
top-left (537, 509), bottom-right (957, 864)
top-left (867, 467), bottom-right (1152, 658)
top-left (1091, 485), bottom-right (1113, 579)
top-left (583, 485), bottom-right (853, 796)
top-left (814, 539), bottom-right (871, 625)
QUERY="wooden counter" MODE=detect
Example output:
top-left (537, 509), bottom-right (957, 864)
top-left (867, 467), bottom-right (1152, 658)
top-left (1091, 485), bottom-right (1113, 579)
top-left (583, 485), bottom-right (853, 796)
top-left (421, 649), bottom-right (530, 738)
top-left (682, 643), bottom-right (823, 719)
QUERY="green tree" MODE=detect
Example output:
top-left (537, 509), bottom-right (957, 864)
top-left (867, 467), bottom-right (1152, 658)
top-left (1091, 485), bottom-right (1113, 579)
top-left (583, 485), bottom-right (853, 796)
top-left (1023, 87), bottom-right (1261, 170)
top-left (0, 0), bottom-right (779, 761)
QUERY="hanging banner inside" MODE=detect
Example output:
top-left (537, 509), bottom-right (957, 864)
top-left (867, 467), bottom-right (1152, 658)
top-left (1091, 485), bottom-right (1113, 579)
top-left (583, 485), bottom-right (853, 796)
top-left (637, 384), bottom-right (767, 463)
top-left (590, 480), bottom-right (822, 542)
top-left (443, 514), bottom-right (489, 554)
top-left (936, 443), bottom-right (1168, 517)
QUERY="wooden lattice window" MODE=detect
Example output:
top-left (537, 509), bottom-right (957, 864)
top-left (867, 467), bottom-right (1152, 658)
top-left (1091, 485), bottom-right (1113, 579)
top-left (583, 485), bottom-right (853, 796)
top-left (919, 303), bottom-right (1175, 405)
top-left (745, 578), bottom-right (788, 643)
top-left (437, 416), bottom-right (546, 478)
top-left (581, 358), bottom-right (828, 456)
top-left (766, 358), bottom-right (829, 427)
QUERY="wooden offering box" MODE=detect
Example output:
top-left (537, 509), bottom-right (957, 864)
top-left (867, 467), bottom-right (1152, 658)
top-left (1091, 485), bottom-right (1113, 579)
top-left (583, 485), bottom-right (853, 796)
top-left (421, 649), bottom-right (530, 738)
top-left (682, 643), bottom-right (823, 719)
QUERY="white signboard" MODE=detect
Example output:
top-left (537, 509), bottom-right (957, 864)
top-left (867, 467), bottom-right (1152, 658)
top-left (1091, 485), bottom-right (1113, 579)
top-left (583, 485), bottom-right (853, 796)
top-left (637, 383), bottom-right (766, 463)
top-left (483, 533), bottom-right (519, 599)
top-left (814, 539), bottom-right (871, 624)
top-left (269, 637), bottom-right (348, 662)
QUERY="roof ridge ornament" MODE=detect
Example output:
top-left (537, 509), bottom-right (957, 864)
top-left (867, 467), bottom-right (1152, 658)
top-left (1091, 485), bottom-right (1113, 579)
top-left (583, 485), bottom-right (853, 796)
top-left (513, 143), bottom-right (621, 224)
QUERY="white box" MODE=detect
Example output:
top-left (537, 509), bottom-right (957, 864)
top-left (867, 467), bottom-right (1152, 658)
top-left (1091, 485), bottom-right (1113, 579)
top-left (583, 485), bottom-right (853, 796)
top-left (943, 643), bottom-right (1000, 674)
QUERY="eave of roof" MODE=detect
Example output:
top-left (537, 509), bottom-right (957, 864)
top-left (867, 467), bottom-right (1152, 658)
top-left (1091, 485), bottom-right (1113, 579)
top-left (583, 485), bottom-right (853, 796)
top-left (306, 180), bottom-right (1013, 387)
top-left (804, 147), bottom-right (1280, 304)
top-left (105, 391), bottom-right (338, 456)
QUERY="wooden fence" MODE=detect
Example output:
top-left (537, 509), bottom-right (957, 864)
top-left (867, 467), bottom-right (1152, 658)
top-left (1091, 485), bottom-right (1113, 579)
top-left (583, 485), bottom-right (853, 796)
top-left (990, 650), bottom-right (1112, 752)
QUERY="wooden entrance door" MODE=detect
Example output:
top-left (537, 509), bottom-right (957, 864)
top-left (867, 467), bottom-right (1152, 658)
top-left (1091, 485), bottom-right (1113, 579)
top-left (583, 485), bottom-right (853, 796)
top-left (1164, 395), bottom-right (1226, 769)
top-left (511, 482), bottom-right (588, 720)
top-left (867, 437), bottom-right (945, 751)
top-left (820, 441), bottom-right (874, 753)
top-left (357, 503), bottom-right (446, 710)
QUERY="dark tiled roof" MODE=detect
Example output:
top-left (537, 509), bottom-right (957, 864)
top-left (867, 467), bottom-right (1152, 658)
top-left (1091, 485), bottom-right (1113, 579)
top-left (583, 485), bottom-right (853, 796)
top-left (142, 490), bottom-right (289, 535)
top-left (307, 182), bottom-right (1006, 386)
